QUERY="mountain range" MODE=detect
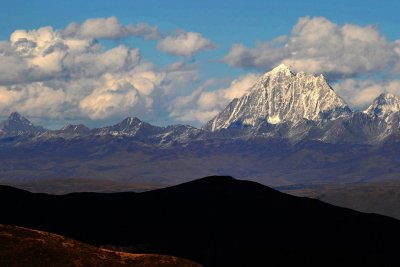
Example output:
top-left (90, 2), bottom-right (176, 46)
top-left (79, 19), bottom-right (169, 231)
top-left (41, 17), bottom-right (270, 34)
top-left (2, 64), bottom-right (400, 144)
top-left (1, 64), bottom-right (400, 189)
top-left (1, 176), bottom-right (400, 267)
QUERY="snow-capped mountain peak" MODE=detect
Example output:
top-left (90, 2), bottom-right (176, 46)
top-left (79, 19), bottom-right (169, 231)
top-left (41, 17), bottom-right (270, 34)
top-left (268, 63), bottom-right (294, 76)
top-left (123, 117), bottom-right (142, 126)
top-left (115, 117), bottom-right (143, 131)
top-left (93, 117), bottom-right (144, 136)
top-left (364, 93), bottom-right (400, 120)
top-left (204, 64), bottom-right (351, 131)
top-left (60, 124), bottom-right (91, 134)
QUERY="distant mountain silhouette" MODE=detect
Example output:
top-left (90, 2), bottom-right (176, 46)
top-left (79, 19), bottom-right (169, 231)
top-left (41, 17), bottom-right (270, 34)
top-left (1, 176), bottom-right (400, 266)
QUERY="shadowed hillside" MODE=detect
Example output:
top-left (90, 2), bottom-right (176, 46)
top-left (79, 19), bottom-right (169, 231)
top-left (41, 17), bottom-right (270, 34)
top-left (0, 224), bottom-right (202, 267)
top-left (1, 176), bottom-right (400, 266)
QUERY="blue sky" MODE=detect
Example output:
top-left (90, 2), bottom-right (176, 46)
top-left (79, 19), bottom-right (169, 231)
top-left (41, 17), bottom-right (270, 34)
top-left (1, 0), bottom-right (400, 128)
top-left (2, 1), bottom-right (399, 40)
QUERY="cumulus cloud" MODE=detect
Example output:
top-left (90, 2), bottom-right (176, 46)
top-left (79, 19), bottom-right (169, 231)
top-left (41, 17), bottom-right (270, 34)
top-left (0, 15), bottom-right (220, 126)
top-left (63, 16), bottom-right (161, 40)
top-left (64, 17), bottom-right (215, 57)
top-left (334, 79), bottom-right (400, 108)
top-left (224, 16), bottom-right (399, 80)
top-left (79, 82), bottom-right (139, 120)
top-left (169, 74), bottom-right (258, 123)
top-left (0, 21), bottom-right (200, 124)
top-left (0, 83), bottom-right (68, 118)
top-left (12, 15), bottom-right (400, 127)
top-left (160, 61), bottom-right (200, 94)
top-left (4, 25), bottom-right (141, 83)
top-left (157, 31), bottom-right (215, 57)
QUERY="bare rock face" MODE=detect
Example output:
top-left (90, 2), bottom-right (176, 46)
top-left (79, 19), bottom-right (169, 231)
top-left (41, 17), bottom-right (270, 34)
top-left (364, 93), bottom-right (400, 120)
top-left (0, 112), bottom-right (44, 137)
top-left (204, 64), bottom-right (351, 131)
top-left (360, 93), bottom-right (400, 139)
top-left (2, 67), bottom-right (400, 145)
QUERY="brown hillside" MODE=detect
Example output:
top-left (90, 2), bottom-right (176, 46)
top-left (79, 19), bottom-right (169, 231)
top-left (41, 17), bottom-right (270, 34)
top-left (0, 224), bottom-right (202, 267)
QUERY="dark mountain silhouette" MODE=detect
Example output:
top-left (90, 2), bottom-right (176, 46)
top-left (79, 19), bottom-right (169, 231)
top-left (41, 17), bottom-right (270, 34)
top-left (0, 224), bottom-right (202, 267)
top-left (1, 176), bottom-right (400, 266)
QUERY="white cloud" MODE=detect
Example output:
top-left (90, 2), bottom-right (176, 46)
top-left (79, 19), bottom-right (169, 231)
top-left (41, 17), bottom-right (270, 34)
top-left (10, 15), bottom-right (400, 127)
top-left (79, 81), bottom-right (139, 120)
top-left (0, 17), bottom-right (220, 125)
top-left (64, 17), bottom-right (215, 57)
top-left (157, 31), bottom-right (215, 57)
top-left (334, 79), bottom-right (400, 108)
top-left (222, 73), bottom-right (258, 100)
top-left (4, 25), bottom-right (141, 83)
top-left (169, 74), bottom-right (258, 123)
top-left (224, 16), bottom-right (399, 80)
top-left (0, 21), bottom-right (200, 124)
top-left (63, 16), bottom-right (161, 40)
top-left (0, 83), bottom-right (68, 118)
top-left (160, 61), bottom-right (200, 94)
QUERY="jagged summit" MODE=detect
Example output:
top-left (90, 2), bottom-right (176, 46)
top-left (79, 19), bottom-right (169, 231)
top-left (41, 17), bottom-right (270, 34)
top-left (112, 117), bottom-right (144, 132)
top-left (93, 116), bottom-right (144, 136)
top-left (121, 117), bottom-right (142, 126)
top-left (92, 116), bottom-right (170, 138)
top-left (204, 64), bottom-right (351, 131)
top-left (7, 112), bottom-right (31, 124)
top-left (0, 112), bottom-right (43, 136)
top-left (364, 93), bottom-right (400, 120)
top-left (268, 63), bottom-right (294, 76)
top-left (9, 112), bottom-right (23, 119)
top-left (61, 124), bottom-right (90, 131)
top-left (1, 85), bottom-right (400, 144)
top-left (60, 124), bottom-right (91, 134)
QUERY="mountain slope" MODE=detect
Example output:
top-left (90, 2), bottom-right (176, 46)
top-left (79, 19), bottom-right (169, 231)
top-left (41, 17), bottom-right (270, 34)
top-left (1, 66), bottom-right (400, 190)
top-left (364, 93), bottom-right (400, 120)
top-left (0, 66), bottom-right (399, 145)
top-left (1, 176), bottom-right (400, 266)
top-left (204, 64), bottom-right (351, 131)
top-left (0, 112), bottom-right (44, 137)
top-left (93, 117), bottom-right (163, 137)
top-left (0, 224), bottom-right (201, 267)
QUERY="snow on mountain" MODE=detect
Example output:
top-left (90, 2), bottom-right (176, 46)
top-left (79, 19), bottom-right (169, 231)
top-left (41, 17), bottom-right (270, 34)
top-left (2, 66), bottom-right (400, 145)
top-left (361, 93), bottom-right (400, 139)
top-left (37, 124), bottom-right (92, 139)
top-left (204, 64), bottom-right (351, 131)
top-left (58, 124), bottom-right (91, 137)
top-left (94, 117), bottom-right (150, 136)
top-left (364, 93), bottom-right (400, 121)
top-left (92, 117), bottom-right (199, 144)
top-left (60, 124), bottom-right (91, 133)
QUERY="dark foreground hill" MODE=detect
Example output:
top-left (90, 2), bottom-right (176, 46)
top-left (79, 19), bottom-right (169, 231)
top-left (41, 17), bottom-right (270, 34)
top-left (1, 176), bottom-right (400, 266)
top-left (0, 224), bottom-right (201, 267)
